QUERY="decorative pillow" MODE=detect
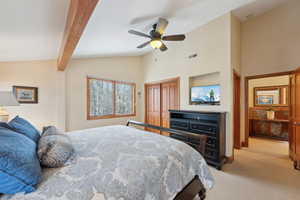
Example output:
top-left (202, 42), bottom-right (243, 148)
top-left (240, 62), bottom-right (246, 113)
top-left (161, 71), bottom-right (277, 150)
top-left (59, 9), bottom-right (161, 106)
top-left (42, 126), bottom-right (64, 137)
top-left (38, 127), bottom-right (74, 168)
top-left (8, 116), bottom-right (40, 143)
top-left (0, 127), bottom-right (42, 194)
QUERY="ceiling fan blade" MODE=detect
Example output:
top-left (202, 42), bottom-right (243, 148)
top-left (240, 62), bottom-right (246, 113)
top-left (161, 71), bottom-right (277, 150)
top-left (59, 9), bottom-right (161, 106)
top-left (162, 34), bottom-right (186, 41)
top-left (156, 18), bottom-right (169, 35)
top-left (160, 43), bottom-right (168, 52)
top-left (128, 30), bottom-right (152, 39)
top-left (137, 41), bottom-right (151, 49)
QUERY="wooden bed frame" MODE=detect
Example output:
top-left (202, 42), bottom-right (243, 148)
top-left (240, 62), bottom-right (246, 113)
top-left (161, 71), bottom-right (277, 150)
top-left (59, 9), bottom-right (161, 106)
top-left (126, 120), bottom-right (207, 200)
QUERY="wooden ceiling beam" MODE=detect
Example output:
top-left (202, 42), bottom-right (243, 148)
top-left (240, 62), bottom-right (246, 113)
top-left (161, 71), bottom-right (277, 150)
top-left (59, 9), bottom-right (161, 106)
top-left (57, 0), bottom-right (99, 71)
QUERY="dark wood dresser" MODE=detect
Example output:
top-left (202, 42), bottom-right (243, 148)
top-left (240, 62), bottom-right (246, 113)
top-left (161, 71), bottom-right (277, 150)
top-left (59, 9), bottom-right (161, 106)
top-left (169, 110), bottom-right (226, 170)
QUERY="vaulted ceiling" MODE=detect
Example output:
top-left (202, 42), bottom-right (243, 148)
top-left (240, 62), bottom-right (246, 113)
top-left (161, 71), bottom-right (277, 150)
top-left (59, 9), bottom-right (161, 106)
top-left (74, 0), bottom-right (258, 58)
top-left (233, 0), bottom-right (289, 21)
top-left (0, 0), bottom-right (292, 63)
top-left (0, 0), bottom-right (69, 62)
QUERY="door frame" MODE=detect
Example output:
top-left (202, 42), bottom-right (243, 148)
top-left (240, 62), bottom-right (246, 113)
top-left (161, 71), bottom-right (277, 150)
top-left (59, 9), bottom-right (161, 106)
top-left (291, 67), bottom-right (300, 169)
top-left (233, 70), bottom-right (241, 150)
top-left (244, 70), bottom-right (294, 147)
top-left (144, 77), bottom-right (180, 125)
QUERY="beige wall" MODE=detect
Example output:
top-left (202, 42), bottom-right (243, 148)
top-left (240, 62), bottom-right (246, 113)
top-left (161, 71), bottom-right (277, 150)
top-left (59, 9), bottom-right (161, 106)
top-left (240, 0), bottom-right (300, 143)
top-left (231, 14), bottom-right (241, 74)
top-left (0, 57), bottom-right (143, 132)
top-left (0, 60), bottom-right (66, 130)
top-left (142, 13), bottom-right (234, 156)
top-left (65, 57), bottom-right (144, 131)
top-left (241, 0), bottom-right (300, 76)
top-left (248, 75), bottom-right (290, 107)
top-left (190, 72), bottom-right (220, 87)
top-left (230, 14), bottom-right (242, 147)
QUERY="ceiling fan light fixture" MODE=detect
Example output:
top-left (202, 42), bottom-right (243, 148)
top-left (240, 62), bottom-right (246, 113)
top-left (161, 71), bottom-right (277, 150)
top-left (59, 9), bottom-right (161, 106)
top-left (150, 40), bottom-right (163, 49)
top-left (129, 18), bottom-right (185, 52)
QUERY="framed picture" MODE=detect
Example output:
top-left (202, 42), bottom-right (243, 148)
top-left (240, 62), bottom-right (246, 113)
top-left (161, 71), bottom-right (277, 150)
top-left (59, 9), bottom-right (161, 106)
top-left (257, 95), bottom-right (274, 105)
top-left (13, 86), bottom-right (38, 104)
top-left (254, 86), bottom-right (288, 107)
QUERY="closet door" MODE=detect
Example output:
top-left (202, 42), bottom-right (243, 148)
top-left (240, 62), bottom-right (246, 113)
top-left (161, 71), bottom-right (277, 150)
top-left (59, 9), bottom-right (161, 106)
top-left (145, 84), bottom-right (161, 133)
top-left (161, 80), bottom-right (180, 136)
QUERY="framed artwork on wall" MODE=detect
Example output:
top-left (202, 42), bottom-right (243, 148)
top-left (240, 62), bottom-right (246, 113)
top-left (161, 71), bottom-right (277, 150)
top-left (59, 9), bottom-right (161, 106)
top-left (257, 95), bottom-right (274, 105)
top-left (254, 85), bottom-right (288, 107)
top-left (13, 86), bottom-right (38, 104)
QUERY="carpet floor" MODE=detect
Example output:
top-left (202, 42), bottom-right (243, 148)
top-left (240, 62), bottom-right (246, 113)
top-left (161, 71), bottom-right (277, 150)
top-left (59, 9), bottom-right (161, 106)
top-left (206, 137), bottom-right (300, 200)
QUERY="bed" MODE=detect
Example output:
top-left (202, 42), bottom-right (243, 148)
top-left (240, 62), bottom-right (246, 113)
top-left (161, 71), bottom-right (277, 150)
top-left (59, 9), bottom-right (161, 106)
top-left (1, 123), bottom-right (214, 200)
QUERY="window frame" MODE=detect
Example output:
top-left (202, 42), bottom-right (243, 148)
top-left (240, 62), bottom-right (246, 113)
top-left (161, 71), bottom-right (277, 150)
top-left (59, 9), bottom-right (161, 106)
top-left (87, 77), bottom-right (136, 120)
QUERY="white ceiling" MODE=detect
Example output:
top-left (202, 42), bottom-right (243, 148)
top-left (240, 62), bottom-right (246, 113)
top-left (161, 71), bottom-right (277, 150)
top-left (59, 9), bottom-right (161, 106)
top-left (0, 0), bottom-right (69, 62)
top-left (233, 0), bottom-right (290, 21)
top-left (74, 0), bottom-right (259, 58)
top-left (0, 0), bottom-right (291, 61)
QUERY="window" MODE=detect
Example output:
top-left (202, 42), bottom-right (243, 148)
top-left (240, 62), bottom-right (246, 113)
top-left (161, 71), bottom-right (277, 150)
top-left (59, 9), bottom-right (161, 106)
top-left (87, 77), bottom-right (136, 120)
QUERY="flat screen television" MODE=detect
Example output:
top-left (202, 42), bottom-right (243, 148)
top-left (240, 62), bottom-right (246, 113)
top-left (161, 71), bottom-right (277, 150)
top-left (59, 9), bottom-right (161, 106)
top-left (190, 84), bottom-right (220, 105)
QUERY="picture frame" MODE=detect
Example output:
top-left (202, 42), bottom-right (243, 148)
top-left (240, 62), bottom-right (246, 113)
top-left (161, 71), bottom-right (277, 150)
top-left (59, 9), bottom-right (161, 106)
top-left (13, 86), bottom-right (38, 104)
top-left (254, 85), bottom-right (289, 107)
top-left (257, 95), bottom-right (274, 105)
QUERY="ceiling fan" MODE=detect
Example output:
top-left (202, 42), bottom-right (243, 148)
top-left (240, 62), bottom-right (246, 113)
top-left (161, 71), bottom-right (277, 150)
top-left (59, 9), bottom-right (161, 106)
top-left (128, 18), bottom-right (186, 52)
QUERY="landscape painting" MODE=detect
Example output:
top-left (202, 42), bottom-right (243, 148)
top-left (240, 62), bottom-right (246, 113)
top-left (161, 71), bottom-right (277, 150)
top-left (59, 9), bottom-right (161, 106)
top-left (257, 95), bottom-right (274, 105)
top-left (13, 86), bottom-right (38, 104)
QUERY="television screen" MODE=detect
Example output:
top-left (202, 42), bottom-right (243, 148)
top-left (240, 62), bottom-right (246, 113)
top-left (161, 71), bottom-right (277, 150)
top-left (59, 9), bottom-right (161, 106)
top-left (191, 85), bottom-right (220, 105)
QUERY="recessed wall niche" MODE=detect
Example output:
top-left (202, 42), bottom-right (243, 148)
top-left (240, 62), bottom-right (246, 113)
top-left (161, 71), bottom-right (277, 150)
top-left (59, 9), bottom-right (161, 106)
top-left (189, 72), bottom-right (221, 105)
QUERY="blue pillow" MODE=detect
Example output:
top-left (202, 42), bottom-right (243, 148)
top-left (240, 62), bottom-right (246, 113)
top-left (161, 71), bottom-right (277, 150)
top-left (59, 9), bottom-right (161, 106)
top-left (0, 127), bottom-right (42, 194)
top-left (8, 116), bottom-right (40, 143)
top-left (0, 122), bottom-right (12, 130)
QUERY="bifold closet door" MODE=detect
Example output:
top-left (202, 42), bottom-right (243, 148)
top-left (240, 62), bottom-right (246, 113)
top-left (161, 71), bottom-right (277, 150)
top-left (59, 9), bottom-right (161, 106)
top-left (145, 84), bottom-right (161, 133)
top-left (161, 81), bottom-right (179, 136)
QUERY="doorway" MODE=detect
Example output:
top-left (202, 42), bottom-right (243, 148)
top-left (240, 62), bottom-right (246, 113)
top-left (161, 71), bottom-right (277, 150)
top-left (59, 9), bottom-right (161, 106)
top-left (245, 71), bottom-right (293, 145)
top-left (244, 71), bottom-right (295, 164)
top-left (145, 77), bottom-right (180, 136)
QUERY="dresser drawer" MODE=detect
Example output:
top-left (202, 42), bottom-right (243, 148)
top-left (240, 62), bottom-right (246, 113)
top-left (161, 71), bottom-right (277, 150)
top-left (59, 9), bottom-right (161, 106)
top-left (170, 120), bottom-right (189, 131)
top-left (189, 123), bottom-right (217, 137)
top-left (206, 137), bottom-right (217, 148)
top-left (205, 148), bottom-right (219, 160)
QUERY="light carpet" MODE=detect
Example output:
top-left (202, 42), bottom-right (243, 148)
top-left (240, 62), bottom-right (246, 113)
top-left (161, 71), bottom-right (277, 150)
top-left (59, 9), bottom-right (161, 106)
top-left (206, 137), bottom-right (300, 200)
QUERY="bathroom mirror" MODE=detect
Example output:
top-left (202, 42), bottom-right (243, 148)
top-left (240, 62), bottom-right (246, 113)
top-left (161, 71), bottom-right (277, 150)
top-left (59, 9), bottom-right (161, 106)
top-left (254, 86), bottom-right (288, 107)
